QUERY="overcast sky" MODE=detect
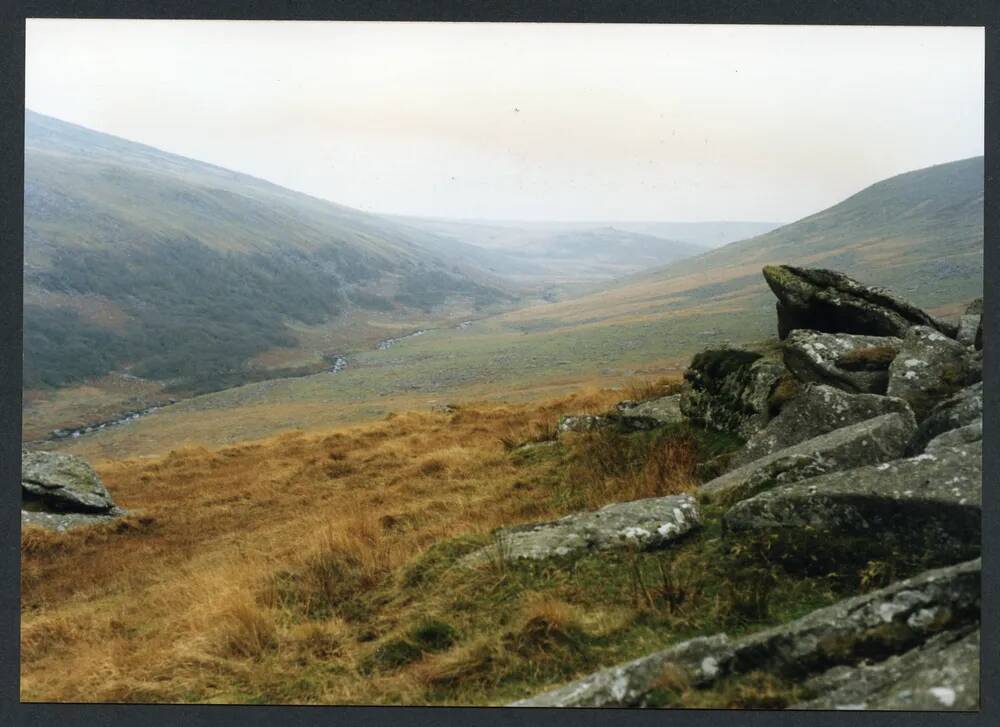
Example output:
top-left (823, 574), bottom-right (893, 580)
top-left (26, 20), bottom-right (984, 223)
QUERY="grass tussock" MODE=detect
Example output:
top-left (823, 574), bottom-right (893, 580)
top-left (216, 599), bottom-right (279, 660)
top-left (562, 426), bottom-right (708, 508)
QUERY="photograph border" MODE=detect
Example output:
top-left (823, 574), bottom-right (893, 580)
top-left (1, 2), bottom-right (996, 726)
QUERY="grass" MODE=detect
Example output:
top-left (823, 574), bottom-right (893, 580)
top-left (21, 382), bottom-right (940, 706)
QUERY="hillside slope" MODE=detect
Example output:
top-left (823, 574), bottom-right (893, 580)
top-left (507, 156), bottom-right (984, 330)
top-left (24, 111), bottom-right (514, 392)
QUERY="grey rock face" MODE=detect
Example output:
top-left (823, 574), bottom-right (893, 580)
top-left (723, 440), bottom-right (981, 563)
top-left (734, 385), bottom-right (914, 467)
top-left (965, 298), bottom-right (982, 315)
top-left (464, 495), bottom-right (699, 565)
top-left (700, 412), bottom-right (915, 505)
top-left (782, 330), bottom-right (901, 394)
top-left (614, 394), bottom-right (685, 426)
top-left (680, 346), bottom-right (787, 439)
top-left (21, 449), bottom-right (117, 513)
top-left (512, 559), bottom-right (980, 708)
top-left (908, 382), bottom-right (982, 454)
top-left (794, 628), bottom-right (979, 711)
top-left (926, 419), bottom-right (982, 453)
top-left (762, 265), bottom-right (956, 340)
top-left (887, 326), bottom-right (977, 421)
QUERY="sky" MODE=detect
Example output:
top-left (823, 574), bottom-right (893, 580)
top-left (25, 20), bottom-right (984, 223)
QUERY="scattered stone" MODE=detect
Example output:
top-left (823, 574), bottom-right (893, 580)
top-left (762, 265), bottom-right (956, 340)
top-left (614, 394), bottom-right (685, 426)
top-left (22, 449), bottom-right (118, 513)
top-left (723, 440), bottom-right (981, 565)
top-left (21, 449), bottom-right (124, 531)
top-left (464, 495), bottom-right (700, 565)
top-left (557, 413), bottom-right (661, 435)
top-left (430, 403), bottom-right (458, 413)
top-left (886, 326), bottom-right (977, 420)
top-left (793, 628), bottom-right (979, 711)
top-left (680, 346), bottom-right (787, 439)
top-left (908, 382), bottom-right (982, 454)
top-left (511, 559), bottom-right (980, 707)
top-left (733, 385), bottom-right (914, 467)
top-left (782, 330), bottom-right (901, 394)
top-left (700, 412), bottom-right (915, 505)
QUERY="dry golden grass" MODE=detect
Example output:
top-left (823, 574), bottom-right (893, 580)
top-left (622, 376), bottom-right (684, 403)
top-left (23, 386), bottom-right (663, 704)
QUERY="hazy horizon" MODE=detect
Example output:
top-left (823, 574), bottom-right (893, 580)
top-left (26, 21), bottom-right (984, 223)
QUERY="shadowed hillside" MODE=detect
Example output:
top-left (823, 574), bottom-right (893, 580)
top-left (24, 111), bottom-right (515, 393)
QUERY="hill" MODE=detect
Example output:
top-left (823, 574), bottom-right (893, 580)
top-left (39, 157), bottom-right (983, 458)
top-left (391, 216), bottom-right (773, 285)
top-left (23, 111), bottom-right (516, 393)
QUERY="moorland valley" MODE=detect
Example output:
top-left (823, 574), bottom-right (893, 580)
top-left (20, 112), bottom-right (984, 707)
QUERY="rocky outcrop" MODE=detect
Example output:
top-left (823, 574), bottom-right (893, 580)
top-left (762, 265), bottom-right (956, 340)
top-left (512, 559), bottom-right (980, 708)
top-left (700, 412), bottom-right (915, 505)
top-left (21, 449), bottom-right (123, 531)
top-left (723, 440), bottom-right (981, 566)
top-left (680, 346), bottom-right (787, 439)
top-left (464, 495), bottom-right (699, 565)
top-left (793, 627), bottom-right (979, 710)
top-left (908, 382), bottom-right (982, 454)
top-left (886, 326), bottom-right (977, 421)
top-left (733, 385), bottom-right (913, 467)
top-left (782, 330), bottom-right (901, 394)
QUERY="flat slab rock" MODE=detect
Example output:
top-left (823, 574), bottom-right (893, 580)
top-left (511, 558), bottom-right (980, 708)
top-left (793, 627), bottom-right (979, 710)
top-left (762, 265), bottom-right (956, 340)
top-left (782, 329), bottom-right (901, 395)
top-left (723, 440), bottom-right (981, 558)
top-left (21, 449), bottom-right (117, 513)
top-left (700, 411), bottom-right (915, 505)
top-left (557, 412), bottom-right (662, 435)
top-left (21, 509), bottom-right (124, 532)
top-left (464, 495), bottom-right (699, 564)
top-left (886, 326), bottom-right (977, 421)
top-left (613, 394), bottom-right (684, 425)
top-left (734, 384), bottom-right (913, 467)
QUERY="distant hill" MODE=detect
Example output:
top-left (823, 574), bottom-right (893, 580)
top-left (391, 217), bottom-right (712, 284)
top-left (23, 111), bottom-right (514, 392)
